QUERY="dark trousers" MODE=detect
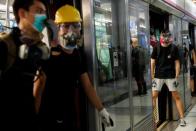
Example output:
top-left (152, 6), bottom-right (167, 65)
top-left (133, 69), bottom-right (147, 95)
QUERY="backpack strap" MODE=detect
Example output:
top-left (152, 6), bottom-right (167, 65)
top-left (157, 43), bottom-right (161, 59)
top-left (170, 44), bottom-right (175, 54)
top-left (157, 43), bottom-right (175, 59)
top-left (0, 33), bottom-right (16, 72)
top-left (168, 44), bottom-right (176, 58)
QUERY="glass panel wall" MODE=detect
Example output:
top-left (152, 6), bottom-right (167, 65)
top-left (0, 0), bottom-right (7, 32)
top-left (87, 0), bottom-right (153, 130)
top-left (128, 0), bottom-right (153, 127)
top-left (0, 0), bottom-right (16, 32)
top-left (93, 0), bottom-right (131, 130)
top-left (169, 15), bottom-right (184, 120)
top-left (181, 20), bottom-right (192, 110)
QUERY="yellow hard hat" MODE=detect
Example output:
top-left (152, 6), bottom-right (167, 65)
top-left (55, 4), bottom-right (82, 24)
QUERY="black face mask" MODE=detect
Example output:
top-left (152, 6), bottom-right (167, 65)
top-left (59, 32), bottom-right (80, 51)
top-left (162, 32), bottom-right (172, 44)
top-left (18, 41), bottom-right (50, 60)
top-left (28, 44), bottom-right (44, 60)
top-left (63, 32), bottom-right (78, 48)
top-left (163, 37), bottom-right (169, 43)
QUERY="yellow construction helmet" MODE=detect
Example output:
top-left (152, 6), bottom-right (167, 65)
top-left (55, 4), bottom-right (82, 24)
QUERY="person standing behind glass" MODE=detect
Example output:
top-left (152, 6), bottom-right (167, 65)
top-left (0, 0), bottom-right (49, 130)
top-left (151, 30), bottom-right (186, 127)
top-left (38, 4), bottom-right (113, 131)
top-left (131, 37), bottom-right (147, 95)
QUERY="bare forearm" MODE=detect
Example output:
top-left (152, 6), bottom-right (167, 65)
top-left (151, 59), bottom-right (155, 79)
top-left (192, 50), bottom-right (196, 65)
top-left (175, 60), bottom-right (180, 78)
top-left (85, 85), bottom-right (103, 111)
top-left (33, 71), bottom-right (46, 113)
top-left (81, 73), bottom-right (104, 111)
top-left (34, 80), bottom-right (42, 113)
top-left (34, 96), bottom-right (42, 113)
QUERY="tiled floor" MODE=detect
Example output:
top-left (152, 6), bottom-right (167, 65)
top-left (106, 90), bottom-right (152, 131)
top-left (175, 105), bottom-right (196, 131)
top-left (161, 97), bottom-right (196, 131)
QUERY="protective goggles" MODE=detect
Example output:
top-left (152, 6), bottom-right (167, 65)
top-left (58, 23), bottom-right (81, 29)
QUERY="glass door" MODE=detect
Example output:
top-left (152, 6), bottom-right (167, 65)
top-left (82, 0), bottom-right (153, 130)
top-left (128, 0), bottom-right (153, 130)
top-left (93, 0), bottom-right (131, 130)
top-left (181, 20), bottom-right (192, 110)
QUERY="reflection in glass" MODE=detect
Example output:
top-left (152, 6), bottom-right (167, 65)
top-left (0, 1), bottom-right (16, 32)
top-left (93, 0), bottom-right (153, 130)
top-left (94, 0), bottom-right (130, 130)
top-left (128, 1), bottom-right (153, 126)
top-left (131, 37), bottom-right (147, 96)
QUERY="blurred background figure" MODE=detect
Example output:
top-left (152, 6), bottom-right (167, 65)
top-left (189, 43), bottom-right (196, 96)
top-left (150, 33), bottom-right (157, 48)
top-left (131, 37), bottom-right (147, 95)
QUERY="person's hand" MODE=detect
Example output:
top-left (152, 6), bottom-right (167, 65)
top-left (45, 19), bottom-right (59, 45)
top-left (174, 77), bottom-right (179, 88)
top-left (152, 78), bottom-right (156, 89)
top-left (99, 108), bottom-right (114, 127)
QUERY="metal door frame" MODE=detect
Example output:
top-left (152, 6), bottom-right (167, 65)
top-left (82, 0), bottom-right (131, 130)
top-left (82, 0), bottom-right (153, 130)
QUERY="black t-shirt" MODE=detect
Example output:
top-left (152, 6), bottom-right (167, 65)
top-left (132, 46), bottom-right (145, 70)
top-left (40, 47), bottom-right (87, 120)
top-left (0, 28), bottom-right (38, 130)
top-left (151, 44), bottom-right (179, 78)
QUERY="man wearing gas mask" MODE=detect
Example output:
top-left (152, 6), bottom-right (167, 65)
top-left (38, 4), bottom-right (113, 131)
top-left (151, 30), bottom-right (186, 127)
top-left (0, 0), bottom-right (50, 130)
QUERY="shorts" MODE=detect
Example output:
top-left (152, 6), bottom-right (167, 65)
top-left (152, 78), bottom-right (178, 91)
